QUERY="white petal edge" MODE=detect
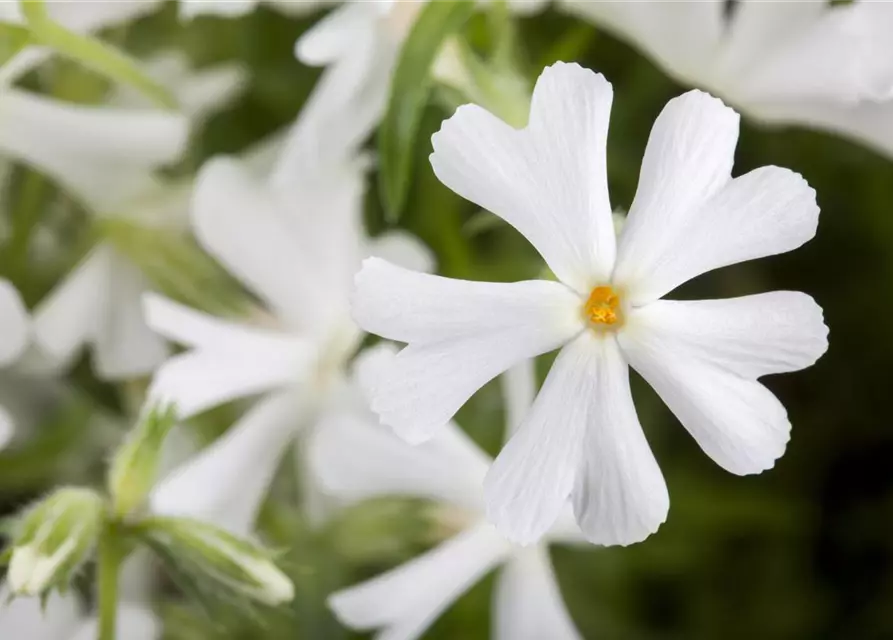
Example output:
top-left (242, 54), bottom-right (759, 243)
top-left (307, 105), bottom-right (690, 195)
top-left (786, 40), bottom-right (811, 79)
top-left (150, 391), bottom-right (305, 536)
top-left (179, 0), bottom-right (257, 19)
top-left (430, 62), bottom-right (616, 291)
top-left (619, 293), bottom-right (828, 475)
top-left (501, 360), bottom-right (537, 442)
top-left (0, 583), bottom-right (82, 640)
top-left (352, 258), bottom-right (582, 443)
top-left (329, 522), bottom-right (511, 640)
top-left (0, 279), bottom-right (29, 365)
top-left (367, 230), bottom-right (436, 274)
top-left (614, 93), bottom-right (818, 303)
top-left (493, 546), bottom-right (582, 640)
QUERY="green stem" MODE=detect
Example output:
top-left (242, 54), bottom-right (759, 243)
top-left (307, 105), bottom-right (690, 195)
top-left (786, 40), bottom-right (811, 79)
top-left (97, 523), bottom-right (124, 640)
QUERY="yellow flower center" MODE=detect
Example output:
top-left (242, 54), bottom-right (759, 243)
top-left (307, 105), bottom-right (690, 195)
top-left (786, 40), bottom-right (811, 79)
top-left (583, 285), bottom-right (623, 329)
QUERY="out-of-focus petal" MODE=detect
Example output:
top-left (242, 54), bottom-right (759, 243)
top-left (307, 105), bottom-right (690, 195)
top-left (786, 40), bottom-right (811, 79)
top-left (150, 391), bottom-right (306, 536)
top-left (493, 546), bottom-right (582, 640)
top-left (329, 522), bottom-right (511, 640)
top-left (0, 582), bottom-right (82, 640)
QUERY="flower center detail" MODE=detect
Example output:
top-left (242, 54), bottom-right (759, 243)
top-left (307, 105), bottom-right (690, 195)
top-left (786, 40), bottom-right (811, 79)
top-left (583, 285), bottom-right (622, 329)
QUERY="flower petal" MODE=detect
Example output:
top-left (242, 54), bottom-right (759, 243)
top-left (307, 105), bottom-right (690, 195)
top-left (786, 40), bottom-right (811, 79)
top-left (353, 258), bottom-right (582, 442)
top-left (150, 391), bottom-right (304, 536)
top-left (728, 1), bottom-right (893, 106)
top-left (571, 335), bottom-right (669, 546)
top-left (0, 279), bottom-right (28, 366)
top-left (493, 547), bottom-right (582, 640)
top-left (32, 246), bottom-right (110, 370)
top-left (294, 3), bottom-right (378, 66)
top-left (144, 294), bottom-right (315, 419)
top-left (613, 91), bottom-right (818, 303)
top-left (329, 522), bottom-right (511, 640)
top-left (430, 62), bottom-right (616, 291)
top-left (191, 157), bottom-right (334, 330)
top-left (93, 253), bottom-right (168, 380)
top-left (620, 293), bottom-right (828, 475)
top-left (561, 1), bottom-right (723, 89)
top-left (485, 333), bottom-right (667, 546)
top-left (0, 90), bottom-right (188, 212)
top-left (310, 409), bottom-right (490, 512)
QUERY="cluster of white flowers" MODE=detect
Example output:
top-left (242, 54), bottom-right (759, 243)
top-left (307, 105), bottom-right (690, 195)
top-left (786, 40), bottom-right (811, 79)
top-left (8, 0), bottom-right (887, 637)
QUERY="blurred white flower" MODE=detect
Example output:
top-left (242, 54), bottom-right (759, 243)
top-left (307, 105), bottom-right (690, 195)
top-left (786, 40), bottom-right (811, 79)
top-left (317, 354), bottom-right (583, 640)
top-left (0, 279), bottom-right (29, 450)
top-left (0, 583), bottom-right (161, 640)
top-left (19, 54), bottom-right (245, 381)
top-left (561, 0), bottom-right (893, 157)
top-left (352, 62), bottom-right (829, 547)
top-left (0, 0), bottom-right (166, 86)
top-left (144, 61), bottom-right (433, 535)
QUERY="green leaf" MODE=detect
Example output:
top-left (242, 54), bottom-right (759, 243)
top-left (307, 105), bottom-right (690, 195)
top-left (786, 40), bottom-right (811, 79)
top-left (0, 24), bottom-right (32, 67)
top-left (20, 0), bottom-right (177, 109)
top-left (378, 0), bottom-right (475, 221)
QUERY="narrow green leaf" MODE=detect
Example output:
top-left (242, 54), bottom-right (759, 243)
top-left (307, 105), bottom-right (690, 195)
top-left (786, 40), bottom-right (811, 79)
top-left (378, 0), bottom-right (475, 221)
top-left (20, 0), bottom-right (177, 109)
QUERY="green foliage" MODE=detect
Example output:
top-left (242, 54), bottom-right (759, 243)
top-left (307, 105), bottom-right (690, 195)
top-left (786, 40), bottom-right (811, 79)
top-left (378, 0), bottom-right (475, 221)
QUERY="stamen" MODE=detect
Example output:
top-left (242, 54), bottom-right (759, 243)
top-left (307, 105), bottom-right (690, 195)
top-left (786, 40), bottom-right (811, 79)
top-left (583, 285), bottom-right (622, 328)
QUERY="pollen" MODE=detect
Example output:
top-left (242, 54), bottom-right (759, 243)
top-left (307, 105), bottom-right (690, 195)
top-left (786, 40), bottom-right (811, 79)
top-left (583, 285), bottom-right (622, 328)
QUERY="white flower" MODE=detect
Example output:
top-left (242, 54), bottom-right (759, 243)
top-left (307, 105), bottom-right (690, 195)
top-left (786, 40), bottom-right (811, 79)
top-left (0, 279), bottom-right (30, 450)
top-left (17, 55), bottom-right (245, 380)
top-left (561, 0), bottom-right (893, 157)
top-left (0, 582), bottom-right (161, 640)
top-left (144, 65), bottom-right (433, 535)
top-left (316, 351), bottom-right (583, 640)
top-left (352, 62), bottom-right (829, 547)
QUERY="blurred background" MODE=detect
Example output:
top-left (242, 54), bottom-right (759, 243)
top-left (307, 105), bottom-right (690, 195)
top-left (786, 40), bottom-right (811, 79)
top-left (2, 3), bottom-right (892, 639)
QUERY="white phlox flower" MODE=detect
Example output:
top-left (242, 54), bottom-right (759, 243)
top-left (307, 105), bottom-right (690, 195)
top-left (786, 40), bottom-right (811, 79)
top-left (352, 62), bottom-right (829, 547)
top-left (315, 352), bottom-right (583, 640)
top-left (20, 54), bottom-right (245, 381)
top-left (0, 279), bottom-right (30, 450)
top-left (143, 69), bottom-right (433, 535)
top-left (0, 581), bottom-right (161, 640)
top-left (561, 0), bottom-right (893, 158)
top-left (0, 0), bottom-right (166, 86)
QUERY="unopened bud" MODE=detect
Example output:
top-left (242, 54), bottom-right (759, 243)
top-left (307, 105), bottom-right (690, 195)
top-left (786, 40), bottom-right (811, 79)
top-left (6, 487), bottom-right (104, 596)
top-left (108, 403), bottom-right (178, 518)
top-left (137, 516), bottom-right (293, 607)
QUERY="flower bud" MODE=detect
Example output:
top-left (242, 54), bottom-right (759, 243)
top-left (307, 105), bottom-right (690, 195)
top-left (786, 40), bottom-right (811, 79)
top-left (107, 403), bottom-right (178, 518)
top-left (137, 516), bottom-right (293, 607)
top-left (6, 487), bottom-right (104, 596)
